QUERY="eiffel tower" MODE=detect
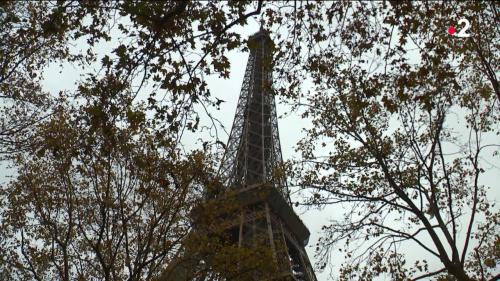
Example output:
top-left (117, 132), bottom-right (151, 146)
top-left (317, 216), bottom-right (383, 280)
top-left (161, 29), bottom-right (317, 281)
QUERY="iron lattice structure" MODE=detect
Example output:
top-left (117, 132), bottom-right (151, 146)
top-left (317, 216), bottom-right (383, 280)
top-left (214, 29), bottom-right (317, 281)
top-left (161, 29), bottom-right (317, 281)
top-left (218, 29), bottom-right (287, 197)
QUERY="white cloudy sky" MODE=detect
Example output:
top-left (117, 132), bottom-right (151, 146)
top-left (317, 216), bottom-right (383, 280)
top-left (185, 18), bottom-right (500, 280)
top-left (36, 18), bottom-right (335, 279)
top-left (7, 9), bottom-right (499, 281)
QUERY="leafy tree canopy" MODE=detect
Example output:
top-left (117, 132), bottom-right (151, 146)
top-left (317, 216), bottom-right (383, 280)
top-left (0, 1), bottom-right (498, 281)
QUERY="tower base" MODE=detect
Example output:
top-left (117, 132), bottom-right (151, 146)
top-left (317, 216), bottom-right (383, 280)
top-left (160, 184), bottom-right (317, 281)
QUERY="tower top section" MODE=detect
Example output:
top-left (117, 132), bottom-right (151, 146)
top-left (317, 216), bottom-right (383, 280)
top-left (247, 28), bottom-right (274, 59)
top-left (248, 28), bottom-right (272, 45)
top-left (217, 29), bottom-right (289, 202)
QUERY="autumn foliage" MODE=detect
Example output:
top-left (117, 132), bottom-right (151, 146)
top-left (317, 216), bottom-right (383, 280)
top-left (0, 1), bottom-right (498, 281)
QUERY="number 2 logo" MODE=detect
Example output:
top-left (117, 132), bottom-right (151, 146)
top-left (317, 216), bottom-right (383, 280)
top-left (448, 18), bottom-right (471, 38)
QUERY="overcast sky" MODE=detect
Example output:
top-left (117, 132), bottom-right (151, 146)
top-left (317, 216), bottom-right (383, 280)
top-left (23, 11), bottom-right (500, 281)
top-left (182, 19), bottom-right (500, 280)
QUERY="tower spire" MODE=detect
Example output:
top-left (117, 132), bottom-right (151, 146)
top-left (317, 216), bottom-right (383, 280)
top-left (218, 28), bottom-right (287, 197)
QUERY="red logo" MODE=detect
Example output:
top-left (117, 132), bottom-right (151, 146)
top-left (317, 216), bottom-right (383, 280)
top-left (448, 19), bottom-right (471, 38)
top-left (448, 26), bottom-right (456, 35)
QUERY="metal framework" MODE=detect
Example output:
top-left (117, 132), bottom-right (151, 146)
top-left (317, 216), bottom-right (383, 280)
top-left (218, 29), bottom-right (287, 197)
top-left (161, 29), bottom-right (317, 281)
top-left (214, 29), bottom-right (317, 281)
